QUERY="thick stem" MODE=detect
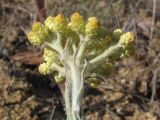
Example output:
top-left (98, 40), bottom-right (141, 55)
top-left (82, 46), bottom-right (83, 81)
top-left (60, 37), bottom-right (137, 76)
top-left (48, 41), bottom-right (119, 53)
top-left (64, 64), bottom-right (73, 120)
top-left (71, 65), bottom-right (82, 120)
top-left (63, 35), bottom-right (85, 120)
top-left (64, 62), bottom-right (84, 120)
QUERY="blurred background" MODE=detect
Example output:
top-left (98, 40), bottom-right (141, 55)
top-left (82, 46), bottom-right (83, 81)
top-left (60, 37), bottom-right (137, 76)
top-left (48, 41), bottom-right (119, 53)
top-left (0, 0), bottom-right (160, 120)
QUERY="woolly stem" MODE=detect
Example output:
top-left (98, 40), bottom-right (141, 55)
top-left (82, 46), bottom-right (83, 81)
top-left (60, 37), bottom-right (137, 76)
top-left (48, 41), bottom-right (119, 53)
top-left (89, 44), bottom-right (121, 65)
top-left (76, 36), bottom-right (90, 64)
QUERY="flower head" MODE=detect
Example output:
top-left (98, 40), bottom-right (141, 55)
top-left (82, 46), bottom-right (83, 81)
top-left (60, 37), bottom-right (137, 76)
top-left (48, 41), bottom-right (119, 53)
top-left (85, 17), bottom-right (100, 37)
top-left (44, 16), bottom-right (54, 30)
top-left (69, 13), bottom-right (85, 33)
top-left (43, 47), bottom-right (61, 65)
top-left (28, 22), bottom-right (48, 45)
top-left (39, 62), bottom-right (53, 75)
top-left (119, 32), bottom-right (135, 57)
top-left (45, 14), bottom-right (67, 33)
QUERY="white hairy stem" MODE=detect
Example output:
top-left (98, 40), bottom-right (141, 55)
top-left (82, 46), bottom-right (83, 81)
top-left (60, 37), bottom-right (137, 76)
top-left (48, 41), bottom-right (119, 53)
top-left (64, 64), bottom-right (73, 120)
top-left (70, 64), bottom-right (81, 119)
top-left (60, 36), bottom-right (83, 120)
top-left (76, 36), bottom-right (90, 64)
top-left (63, 51), bottom-right (84, 120)
top-left (89, 44), bottom-right (121, 65)
top-left (63, 62), bottom-right (84, 120)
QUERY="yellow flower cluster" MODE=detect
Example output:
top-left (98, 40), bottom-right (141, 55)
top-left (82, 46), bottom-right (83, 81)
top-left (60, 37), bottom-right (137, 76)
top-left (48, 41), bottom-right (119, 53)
top-left (27, 13), bottom-right (136, 87)
top-left (39, 62), bottom-right (53, 75)
top-left (43, 47), bottom-right (59, 64)
top-left (69, 13), bottom-right (85, 33)
top-left (28, 13), bottom-right (104, 46)
top-left (39, 47), bottom-right (60, 75)
top-left (119, 32), bottom-right (135, 46)
top-left (44, 16), bottom-right (55, 30)
top-left (119, 32), bottom-right (135, 57)
top-left (45, 14), bottom-right (67, 33)
top-left (28, 22), bottom-right (48, 45)
top-left (85, 17), bottom-right (100, 36)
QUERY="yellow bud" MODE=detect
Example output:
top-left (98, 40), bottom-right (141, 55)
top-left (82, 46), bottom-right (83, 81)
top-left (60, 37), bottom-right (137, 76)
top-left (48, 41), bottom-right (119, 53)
top-left (43, 47), bottom-right (56, 61)
top-left (51, 14), bottom-right (67, 33)
top-left (85, 17), bottom-right (100, 36)
top-left (39, 62), bottom-right (53, 75)
top-left (28, 22), bottom-right (48, 45)
top-left (44, 16), bottom-right (54, 30)
top-left (69, 12), bottom-right (85, 33)
top-left (43, 47), bottom-right (62, 66)
top-left (119, 32), bottom-right (135, 57)
top-left (32, 22), bottom-right (42, 31)
top-left (28, 31), bottom-right (40, 45)
top-left (119, 32), bottom-right (135, 45)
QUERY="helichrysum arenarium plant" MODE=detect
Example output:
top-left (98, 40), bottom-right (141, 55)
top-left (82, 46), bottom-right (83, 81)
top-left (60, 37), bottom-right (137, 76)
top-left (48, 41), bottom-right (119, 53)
top-left (28, 13), bottom-right (135, 120)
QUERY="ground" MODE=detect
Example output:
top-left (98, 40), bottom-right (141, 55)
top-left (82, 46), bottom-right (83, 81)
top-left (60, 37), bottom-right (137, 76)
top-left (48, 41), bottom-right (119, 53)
top-left (0, 0), bottom-right (160, 120)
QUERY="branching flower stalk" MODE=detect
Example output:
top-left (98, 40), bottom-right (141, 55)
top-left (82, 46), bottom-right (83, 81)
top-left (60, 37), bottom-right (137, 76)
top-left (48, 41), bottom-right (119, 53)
top-left (28, 13), bottom-right (135, 120)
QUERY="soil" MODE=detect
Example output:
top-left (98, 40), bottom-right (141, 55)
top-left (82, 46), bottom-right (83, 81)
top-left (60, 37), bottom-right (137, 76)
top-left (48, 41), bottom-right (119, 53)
top-left (0, 0), bottom-right (160, 120)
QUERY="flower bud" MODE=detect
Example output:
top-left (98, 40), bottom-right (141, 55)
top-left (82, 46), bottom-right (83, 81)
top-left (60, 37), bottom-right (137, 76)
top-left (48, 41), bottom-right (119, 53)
top-left (45, 14), bottom-right (67, 33)
top-left (44, 16), bottom-right (54, 30)
top-left (85, 17), bottom-right (100, 36)
top-left (39, 62), bottom-right (53, 75)
top-left (28, 22), bottom-right (48, 45)
top-left (69, 13), bottom-right (85, 33)
top-left (119, 32), bottom-right (135, 57)
top-left (43, 47), bottom-right (59, 63)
